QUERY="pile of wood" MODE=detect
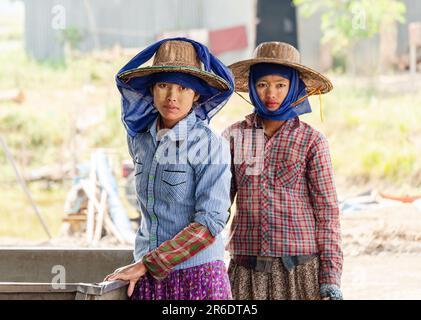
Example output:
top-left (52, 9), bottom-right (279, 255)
top-left (61, 155), bottom-right (131, 246)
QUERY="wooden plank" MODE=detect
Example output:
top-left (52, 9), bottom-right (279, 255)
top-left (93, 190), bottom-right (107, 242)
top-left (81, 181), bottom-right (101, 211)
top-left (86, 154), bottom-right (97, 243)
top-left (62, 214), bottom-right (87, 222)
top-left (104, 212), bottom-right (126, 245)
top-left (81, 174), bottom-right (127, 245)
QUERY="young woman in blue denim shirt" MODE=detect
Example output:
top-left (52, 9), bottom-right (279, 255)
top-left (104, 38), bottom-right (235, 300)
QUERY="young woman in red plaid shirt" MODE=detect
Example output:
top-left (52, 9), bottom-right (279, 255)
top-left (223, 42), bottom-right (343, 300)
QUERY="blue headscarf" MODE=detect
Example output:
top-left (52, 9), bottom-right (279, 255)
top-left (116, 37), bottom-right (234, 137)
top-left (249, 63), bottom-right (311, 121)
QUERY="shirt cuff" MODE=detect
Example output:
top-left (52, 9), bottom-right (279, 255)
top-left (194, 211), bottom-right (226, 237)
top-left (319, 269), bottom-right (341, 287)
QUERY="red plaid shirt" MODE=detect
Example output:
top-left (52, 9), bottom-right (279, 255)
top-left (222, 113), bottom-right (343, 286)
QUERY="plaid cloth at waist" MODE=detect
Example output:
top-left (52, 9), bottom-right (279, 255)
top-left (232, 255), bottom-right (318, 273)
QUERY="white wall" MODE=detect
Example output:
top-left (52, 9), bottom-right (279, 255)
top-left (202, 0), bottom-right (257, 65)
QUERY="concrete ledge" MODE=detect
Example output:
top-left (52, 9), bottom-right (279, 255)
top-left (0, 248), bottom-right (134, 283)
top-left (0, 248), bottom-right (132, 300)
top-left (0, 280), bottom-right (130, 300)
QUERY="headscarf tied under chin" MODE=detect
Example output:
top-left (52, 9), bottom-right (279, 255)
top-left (116, 37), bottom-right (234, 138)
top-left (248, 63), bottom-right (312, 121)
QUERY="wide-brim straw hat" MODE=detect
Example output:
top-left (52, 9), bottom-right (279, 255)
top-left (229, 42), bottom-right (333, 95)
top-left (118, 40), bottom-right (230, 91)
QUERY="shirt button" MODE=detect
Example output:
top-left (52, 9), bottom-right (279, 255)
top-left (148, 196), bottom-right (154, 201)
top-left (150, 215), bottom-right (156, 221)
top-left (150, 235), bottom-right (156, 241)
top-left (149, 175), bottom-right (154, 180)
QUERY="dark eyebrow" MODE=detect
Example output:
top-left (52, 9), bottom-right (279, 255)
top-left (256, 79), bottom-right (288, 84)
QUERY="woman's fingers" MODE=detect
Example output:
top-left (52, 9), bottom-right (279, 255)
top-left (127, 279), bottom-right (137, 298)
top-left (103, 263), bottom-right (145, 284)
top-left (103, 273), bottom-right (113, 281)
top-left (115, 267), bottom-right (124, 274)
top-left (103, 267), bottom-right (143, 297)
top-left (107, 273), bottom-right (121, 281)
top-left (108, 270), bottom-right (132, 281)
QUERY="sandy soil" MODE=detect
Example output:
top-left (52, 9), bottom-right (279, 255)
top-left (342, 254), bottom-right (421, 299)
top-left (341, 202), bottom-right (421, 299)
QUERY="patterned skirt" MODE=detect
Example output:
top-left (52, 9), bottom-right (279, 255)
top-left (228, 256), bottom-right (321, 300)
top-left (131, 260), bottom-right (232, 300)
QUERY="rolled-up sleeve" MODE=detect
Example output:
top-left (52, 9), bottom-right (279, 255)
top-left (192, 133), bottom-right (232, 237)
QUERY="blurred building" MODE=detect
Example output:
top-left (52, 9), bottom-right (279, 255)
top-left (21, 0), bottom-right (300, 66)
top-left (22, 0), bottom-right (257, 65)
top-left (21, 0), bottom-right (421, 72)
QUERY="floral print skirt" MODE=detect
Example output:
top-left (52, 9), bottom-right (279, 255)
top-left (131, 260), bottom-right (232, 300)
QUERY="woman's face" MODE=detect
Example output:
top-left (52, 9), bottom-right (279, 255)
top-left (255, 74), bottom-right (290, 112)
top-left (152, 82), bottom-right (200, 127)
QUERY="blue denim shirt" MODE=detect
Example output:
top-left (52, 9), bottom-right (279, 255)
top-left (127, 111), bottom-right (231, 269)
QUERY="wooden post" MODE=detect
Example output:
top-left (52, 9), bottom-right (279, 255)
top-left (81, 180), bottom-right (126, 245)
top-left (409, 22), bottom-right (421, 75)
top-left (86, 153), bottom-right (97, 244)
top-left (104, 212), bottom-right (126, 245)
top-left (410, 44), bottom-right (417, 75)
top-left (93, 190), bottom-right (107, 243)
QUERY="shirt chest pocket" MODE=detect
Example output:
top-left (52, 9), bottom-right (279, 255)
top-left (236, 160), bottom-right (260, 187)
top-left (160, 166), bottom-right (188, 202)
top-left (276, 160), bottom-right (303, 188)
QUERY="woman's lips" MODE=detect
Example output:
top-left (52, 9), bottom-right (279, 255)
top-left (265, 101), bottom-right (279, 108)
top-left (163, 104), bottom-right (179, 111)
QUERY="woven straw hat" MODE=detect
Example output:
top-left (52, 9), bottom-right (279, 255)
top-left (118, 40), bottom-right (230, 91)
top-left (229, 42), bottom-right (333, 94)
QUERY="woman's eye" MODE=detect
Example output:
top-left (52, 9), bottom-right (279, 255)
top-left (257, 83), bottom-right (266, 88)
top-left (158, 83), bottom-right (167, 88)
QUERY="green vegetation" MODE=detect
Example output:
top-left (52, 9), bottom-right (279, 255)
top-left (293, 0), bottom-right (406, 55)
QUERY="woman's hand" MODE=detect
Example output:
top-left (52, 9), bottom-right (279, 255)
top-left (104, 262), bottom-right (147, 298)
top-left (320, 283), bottom-right (343, 300)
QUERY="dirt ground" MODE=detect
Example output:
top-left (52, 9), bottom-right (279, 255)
top-left (342, 254), bottom-right (421, 299)
top-left (341, 202), bottom-right (421, 300)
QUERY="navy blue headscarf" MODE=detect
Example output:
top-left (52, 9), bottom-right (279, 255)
top-left (249, 63), bottom-right (311, 121)
top-left (116, 37), bottom-right (234, 137)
